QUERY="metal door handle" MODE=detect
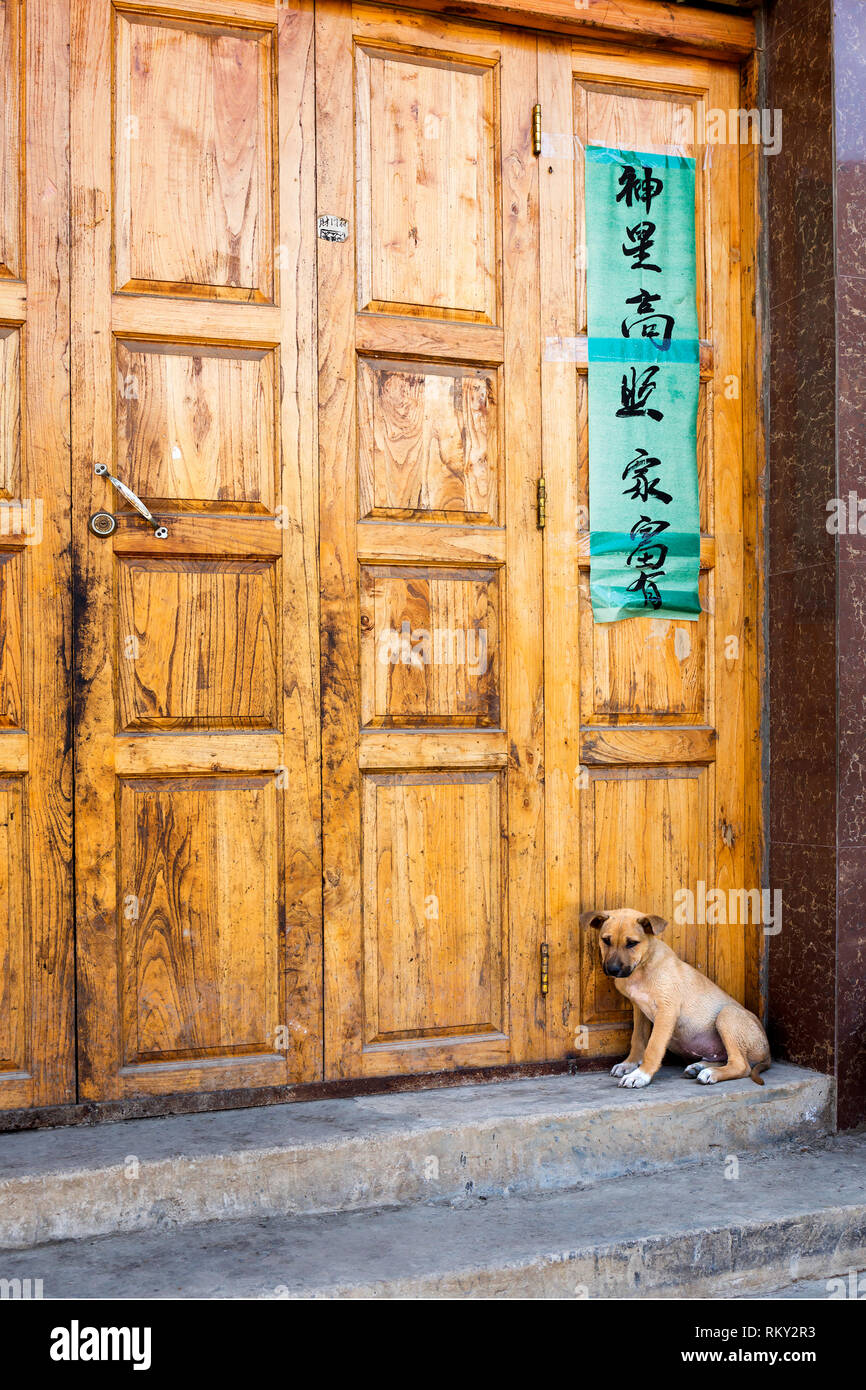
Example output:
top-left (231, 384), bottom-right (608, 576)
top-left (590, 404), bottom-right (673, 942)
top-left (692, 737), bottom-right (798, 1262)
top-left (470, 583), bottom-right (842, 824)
top-left (94, 464), bottom-right (168, 539)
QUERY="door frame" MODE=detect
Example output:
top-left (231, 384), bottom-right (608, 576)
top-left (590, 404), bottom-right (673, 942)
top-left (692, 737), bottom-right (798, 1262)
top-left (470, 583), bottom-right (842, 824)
top-left (360, 0), bottom-right (756, 59)
top-left (0, 0), bottom-right (763, 1127)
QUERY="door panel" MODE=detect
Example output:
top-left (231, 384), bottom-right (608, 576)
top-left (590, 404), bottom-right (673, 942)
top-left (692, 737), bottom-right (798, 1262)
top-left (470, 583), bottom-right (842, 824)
top-left (357, 357), bottom-right (500, 524)
top-left (354, 42), bottom-right (499, 322)
top-left (113, 9), bottom-right (275, 301)
top-left (0, 0), bottom-right (73, 1110)
top-left (118, 775), bottom-right (280, 1065)
top-left (579, 765), bottom-right (713, 1053)
top-left (317, 3), bottom-right (551, 1078)
top-left (60, 1), bottom-right (759, 1106)
top-left (114, 341), bottom-right (277, 514)
top-left (71, 0), bottom-right (321, 1101)
top-left (540, 42), bottom-right (751, 1059)
top-left (362, 770), bottom-right (505, 1044)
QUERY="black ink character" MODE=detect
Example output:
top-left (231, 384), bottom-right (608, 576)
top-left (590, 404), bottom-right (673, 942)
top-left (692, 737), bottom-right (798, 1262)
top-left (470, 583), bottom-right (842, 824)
top-left (616, 366), bottom-right (664, 421)
top-left (626, 514), bottom-right (670, 573)
top-left (626, 569), bottom-right (664, 609)
top-left (622, 448), bottom-right (673, 505)
top-left (622, 221), bottom-right (661, 273)
top-left (621, 288), bottom-right (675, 348)
top-left (616, 165), bottom-right (664, 216)
top-left (624, 515), bottom-right (671, 610)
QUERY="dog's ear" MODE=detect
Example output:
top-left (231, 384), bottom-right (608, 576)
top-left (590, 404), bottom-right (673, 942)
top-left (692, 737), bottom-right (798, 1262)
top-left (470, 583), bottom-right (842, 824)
top-left (581, 910), bottom-right (609, 931)
top-left (638, 914), bottom-right (667, 936)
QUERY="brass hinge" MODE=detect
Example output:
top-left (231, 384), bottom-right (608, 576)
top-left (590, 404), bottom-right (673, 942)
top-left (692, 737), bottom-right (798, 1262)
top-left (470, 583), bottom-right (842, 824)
top-left (532, 103), bottom-right (542, 157)
top-left (536, 476), bottom-right (546, 529)
top-left (540, 942), bottom-right (550, 997)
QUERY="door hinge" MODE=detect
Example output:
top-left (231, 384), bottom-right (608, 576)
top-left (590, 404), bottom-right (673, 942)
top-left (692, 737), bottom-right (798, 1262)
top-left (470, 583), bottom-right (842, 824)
top-left (532, 103), bottom-right (542, 157)
top-left (536, 476), bottom-right (546, 529)
top-left (540, 942), bottom-right (550, 997)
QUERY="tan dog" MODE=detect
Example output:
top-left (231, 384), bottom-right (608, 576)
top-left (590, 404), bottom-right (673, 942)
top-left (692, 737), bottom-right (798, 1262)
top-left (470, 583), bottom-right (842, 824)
top-left (582, 908), bottom-right (771, 1088)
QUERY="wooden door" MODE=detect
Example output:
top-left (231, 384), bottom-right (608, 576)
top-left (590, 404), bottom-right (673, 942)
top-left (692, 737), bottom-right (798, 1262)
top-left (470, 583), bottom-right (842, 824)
top-left (539, 40), bottom-right (761, 1059)
top-left (71, 0), bottom-right (322, 1101)
top-left (0, 0), bottom-right (74, 1110)
top-left (317, 3), bottom-right (555, 1077)
top-left (64, 0), bottom-right (761, 1105)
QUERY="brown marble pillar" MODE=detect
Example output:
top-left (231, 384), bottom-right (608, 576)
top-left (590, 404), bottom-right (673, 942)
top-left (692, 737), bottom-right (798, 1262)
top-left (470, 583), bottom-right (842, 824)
top-left (766, 0), bottom-right (866, 1127)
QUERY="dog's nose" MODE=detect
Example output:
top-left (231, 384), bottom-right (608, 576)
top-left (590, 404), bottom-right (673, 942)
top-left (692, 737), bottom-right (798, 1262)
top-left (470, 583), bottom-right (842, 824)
top-left (604, 962), bottom-right (621, 977)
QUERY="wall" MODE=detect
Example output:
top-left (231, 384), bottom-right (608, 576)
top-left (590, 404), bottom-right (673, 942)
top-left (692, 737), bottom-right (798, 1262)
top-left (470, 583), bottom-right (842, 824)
top-left (765, 0), bottom-right (866, 1127)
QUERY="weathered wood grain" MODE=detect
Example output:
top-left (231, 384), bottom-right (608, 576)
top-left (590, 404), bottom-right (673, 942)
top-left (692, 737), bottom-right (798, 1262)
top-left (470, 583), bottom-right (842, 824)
top-left (72, 0), bottom-right (321, 1101)
top-left (319, 3), bottom-right (544, 1078)
top-left (114, 10), bottom-right (274, 300)
top-left (0, 0), bottom-right (75, 1110)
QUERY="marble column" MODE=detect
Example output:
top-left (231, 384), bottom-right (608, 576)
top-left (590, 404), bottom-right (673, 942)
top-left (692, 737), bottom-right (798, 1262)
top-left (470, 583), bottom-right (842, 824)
top-left (765, 0), bottom-right (866, 1127)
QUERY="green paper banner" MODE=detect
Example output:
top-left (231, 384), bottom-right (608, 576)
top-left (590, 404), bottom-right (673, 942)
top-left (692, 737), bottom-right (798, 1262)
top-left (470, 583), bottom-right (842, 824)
top-left (585, 145), bottom-right (701, 623)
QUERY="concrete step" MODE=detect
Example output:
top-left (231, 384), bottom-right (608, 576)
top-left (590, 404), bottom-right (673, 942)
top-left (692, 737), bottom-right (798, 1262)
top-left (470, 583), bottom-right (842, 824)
top-left (2, 1135), bottom-right (863, 1299)
top-left (0, 1063), bottom-right (831, 1250)
top-left (751, 1274), bottom-right (862, 1299)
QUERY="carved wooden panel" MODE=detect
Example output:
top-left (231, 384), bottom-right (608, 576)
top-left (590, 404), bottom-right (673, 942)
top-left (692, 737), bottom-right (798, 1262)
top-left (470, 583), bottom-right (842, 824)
top-left (0, 777), bottom-right (25, 1070)
top-left (119, 776), bottom-right (280, 1064)
top-left (580, 765), bottom-right (711, 1028)
top-left (581, 572), bottom-right (711, 721)
top-left (0, 325), bottom-right (19, 499)
top-left (0, 549), bottom-right (22, 728)
top-left (358, 358), bottom-right (498, 522)
top-left (362, 770), bottom-right (504, 1042)
top-left (115, 341), bottom-right (276, 512)
top-left (114, 12), bottom-right (275, 300)
top-left (116, 557), bottom-right (279, 731)
top-left (360, 564), bottom-right (499, 726)
top-left (355, 44), bottom-right (498, 321)
top-left (0, 0), bottom-right (21, 279)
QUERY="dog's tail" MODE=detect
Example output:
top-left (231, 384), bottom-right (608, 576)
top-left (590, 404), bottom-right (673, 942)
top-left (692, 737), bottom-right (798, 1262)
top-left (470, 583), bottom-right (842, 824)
top-left (749, 1058), bottom-right (770, 1086)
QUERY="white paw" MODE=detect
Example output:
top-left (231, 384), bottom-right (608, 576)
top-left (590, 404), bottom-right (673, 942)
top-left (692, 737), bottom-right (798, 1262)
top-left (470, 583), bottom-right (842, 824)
top-left (696, 1067), bottom-right (717, 1085)
top-left (611, 1061), bottom-right (640, 1078)
top-left (619, 1067), bottom-right (652, 1089)
top-left (683, 1062), bottom-right (703, 1078)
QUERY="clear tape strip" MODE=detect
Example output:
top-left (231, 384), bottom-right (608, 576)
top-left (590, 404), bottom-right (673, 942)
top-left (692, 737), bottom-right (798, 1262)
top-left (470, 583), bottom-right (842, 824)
top-left (542, 133), bottom-right (695, 161)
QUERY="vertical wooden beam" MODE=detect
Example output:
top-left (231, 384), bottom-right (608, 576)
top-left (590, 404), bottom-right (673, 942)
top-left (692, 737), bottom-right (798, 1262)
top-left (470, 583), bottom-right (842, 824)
top-left (708, 60), bottom-right (746, 1002)
top-left (317, 0), bottom-right (362, 1078)
top-left (502, 29), bottom-right (546, 1060)
top-left (538, 35), bottom-right (582, 1059)
top-left (21, 0), bottom-right (74, 1105)
top-left (277, 0), bottom-right (324, 1080)
top-left (70, 0), bottom-right (118, 1097)
top-left (739, 49), bottom-right (767, 1021)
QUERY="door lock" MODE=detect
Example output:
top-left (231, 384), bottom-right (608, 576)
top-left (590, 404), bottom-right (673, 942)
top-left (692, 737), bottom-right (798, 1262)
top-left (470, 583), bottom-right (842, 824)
top-left (89, 510), bottom-right (117, 538)
top-left (93, 464), bottom-right (168, 538)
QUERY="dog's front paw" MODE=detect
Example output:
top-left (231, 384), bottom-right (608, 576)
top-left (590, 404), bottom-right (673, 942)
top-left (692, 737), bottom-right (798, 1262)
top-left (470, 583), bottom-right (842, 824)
top-left (696, 1067), bottom-right (718, 1085)
top-left (611, 1061), bottom-right (640, 1078)
top-left (683, 1062), bottom-right (704, 1078)
top-left (619, 1067), bottom-right (652, 1089)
